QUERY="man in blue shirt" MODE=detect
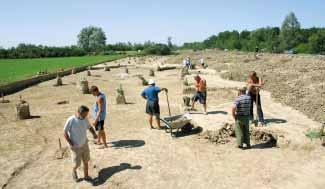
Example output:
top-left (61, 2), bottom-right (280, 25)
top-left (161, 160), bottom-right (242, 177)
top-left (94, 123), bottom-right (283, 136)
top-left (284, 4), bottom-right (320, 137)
top-left (141, 79), bottom-right (168, 129)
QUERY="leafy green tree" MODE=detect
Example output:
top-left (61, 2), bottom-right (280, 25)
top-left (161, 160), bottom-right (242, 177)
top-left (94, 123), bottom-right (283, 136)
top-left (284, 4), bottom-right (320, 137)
top-left (308, 30), bottom-right (325, 54)
top-left (280, 12), bottom-right (301, 50)
top-left (78, 26), bottom-right (107, 53)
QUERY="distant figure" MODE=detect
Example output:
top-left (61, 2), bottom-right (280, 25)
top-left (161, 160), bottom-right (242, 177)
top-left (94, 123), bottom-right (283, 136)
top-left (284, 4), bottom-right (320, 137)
top-left (232, 87), bottom-right (251, 149)
top-left (183, 58), bottom-right (188, 67)
top-left (141, 79), bottom-right (168, 129)
top-left (200, 58), bottom-right (205, 68)
top-left (187, 57), bottom-right (193, 69)
top-left (64, 105), bottom-right (97, 182)
top-left (247, 71), bottom-right (265, 126)
top-left (191, 75), bottom-right (207, 114)
top-left (183, 57), bottom-right (191, 69)
top-left (90, 86), bottom-right (108, 148)
top-left (254, 46), bottom-right (259, 59)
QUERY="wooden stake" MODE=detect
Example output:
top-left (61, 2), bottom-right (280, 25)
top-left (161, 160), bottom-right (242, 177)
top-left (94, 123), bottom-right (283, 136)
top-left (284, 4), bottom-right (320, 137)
top-left (58, 138), bottom-right (62, 150)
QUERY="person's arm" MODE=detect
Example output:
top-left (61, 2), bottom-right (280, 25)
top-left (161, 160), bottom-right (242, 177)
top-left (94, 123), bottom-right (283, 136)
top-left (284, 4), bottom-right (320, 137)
top-left (63, 119), bottom-right (73, 147)
top-left (259, 78), bottom-right (264, 86)
top-left (232, 105), bottom-right (237, 120)
top-left (93, 97), bottom-right (104, 125)
top-left (88, 125), bottom-right (98, 139)
top-left (86, 118), bottom-right (97, 139)
top-left (232, 100), bottom-right (239, 120)
top-left (247, 78), bottom-right (262, 88)
top-left (141, 90), bottom-right (147, 100)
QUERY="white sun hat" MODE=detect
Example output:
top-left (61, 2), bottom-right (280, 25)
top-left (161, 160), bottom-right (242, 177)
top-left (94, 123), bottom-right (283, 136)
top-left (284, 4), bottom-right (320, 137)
top-left (148, 79), bottom-right (156, 85)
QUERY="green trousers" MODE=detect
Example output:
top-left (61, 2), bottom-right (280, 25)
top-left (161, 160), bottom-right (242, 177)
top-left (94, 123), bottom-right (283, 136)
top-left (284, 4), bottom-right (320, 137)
top-left (235, 116), bottom-right (250, 146)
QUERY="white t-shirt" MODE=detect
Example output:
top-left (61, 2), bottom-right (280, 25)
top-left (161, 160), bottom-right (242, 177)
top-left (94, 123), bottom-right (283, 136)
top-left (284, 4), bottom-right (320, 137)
top-left (63, 115), bottom-right (91, 147)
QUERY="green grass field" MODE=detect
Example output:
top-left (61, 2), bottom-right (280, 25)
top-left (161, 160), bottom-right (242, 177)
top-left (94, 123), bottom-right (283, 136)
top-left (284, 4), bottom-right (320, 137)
top-left (0, 55), bottom-right (126, 85)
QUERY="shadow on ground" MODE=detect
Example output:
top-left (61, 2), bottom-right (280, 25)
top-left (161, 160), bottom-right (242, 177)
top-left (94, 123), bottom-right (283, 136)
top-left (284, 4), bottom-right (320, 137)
top-left (93, 163), bottom-right (142, 186)
top-left (190, 111), bottom-right (227, 115)
top-left (174, 126), bottom-right (203, 138)
top-left (264, 118), bottom-right (287, 124)
top-left (27, 115), bottom-right (41, 119)
top-left (109, 140), bottom-right (145, 149)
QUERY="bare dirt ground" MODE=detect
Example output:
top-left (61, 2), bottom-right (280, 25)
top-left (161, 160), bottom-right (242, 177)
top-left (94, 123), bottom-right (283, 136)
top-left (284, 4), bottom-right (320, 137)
top-left (0, 53), bottom-right (324, 189)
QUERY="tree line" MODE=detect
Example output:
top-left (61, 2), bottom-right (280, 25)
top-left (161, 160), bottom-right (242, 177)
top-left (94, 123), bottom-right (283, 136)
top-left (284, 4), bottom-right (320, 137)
top-left (0, 26), bottom-right (172, 59)
top-left (182, 12), bottom-right (325, 54)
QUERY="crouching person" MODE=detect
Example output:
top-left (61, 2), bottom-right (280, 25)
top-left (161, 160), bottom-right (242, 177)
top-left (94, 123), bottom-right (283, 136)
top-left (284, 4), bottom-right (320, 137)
top-left (232, 87), bottom-right (251, 149)
top-left (64, 105), bottom-right (98, 182)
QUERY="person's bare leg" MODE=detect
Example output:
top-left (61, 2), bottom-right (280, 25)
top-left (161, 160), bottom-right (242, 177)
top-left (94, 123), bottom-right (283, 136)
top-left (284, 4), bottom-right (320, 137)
top-left (156, 116), bottom-right (161, 129)
top-left (101, 130), bottom-right (108, 147)
top-left (203, 104), bottom-right (207, 114)
top-left (191, 101), bottom-right (195, 110)
top-left (148, 115), bottom-right (153, 128)
top-left (96, 131), bottom-right (101, 144)
top-left (98, 130), bottom-right (107, 148)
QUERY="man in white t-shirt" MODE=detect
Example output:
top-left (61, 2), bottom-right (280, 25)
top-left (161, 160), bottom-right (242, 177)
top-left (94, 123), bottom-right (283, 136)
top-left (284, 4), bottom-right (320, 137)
top-left (64, 105), bottom-right (97, 183)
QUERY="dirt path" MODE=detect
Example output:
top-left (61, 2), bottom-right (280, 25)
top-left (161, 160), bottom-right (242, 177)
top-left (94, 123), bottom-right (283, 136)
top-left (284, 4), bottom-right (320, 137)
top-left (1, 56), bottom-right (324, 189)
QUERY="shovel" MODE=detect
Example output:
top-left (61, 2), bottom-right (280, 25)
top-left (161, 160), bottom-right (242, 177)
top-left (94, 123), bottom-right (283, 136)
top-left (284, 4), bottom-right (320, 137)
top-left (165, 91), bottom-right (171, 116)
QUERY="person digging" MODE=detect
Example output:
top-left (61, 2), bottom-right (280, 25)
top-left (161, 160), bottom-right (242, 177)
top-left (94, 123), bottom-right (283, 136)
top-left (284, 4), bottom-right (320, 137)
top-left (247, 71), bottom-right (265, 127)
top-left (141, 79), bottom-right (168, 129)
top-left (191, 75), bottom-right (207, 115)
top-left (90, 86), bottom-right (108, 149)
top-left (63, 105), bottom-right (98, 182)
top-left (232, 87), bottom-right (252, 150)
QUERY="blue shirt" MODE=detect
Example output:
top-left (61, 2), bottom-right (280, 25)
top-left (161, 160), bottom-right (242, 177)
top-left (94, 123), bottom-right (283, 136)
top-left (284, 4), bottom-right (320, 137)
top-left (141, 85), bottom-right (161, 102)
top-left (93, 92), bottom-right (107, 121)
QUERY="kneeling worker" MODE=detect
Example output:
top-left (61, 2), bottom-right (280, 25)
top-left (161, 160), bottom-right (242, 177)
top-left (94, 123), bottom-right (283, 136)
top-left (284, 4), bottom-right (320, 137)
top-left (64, 105), bottom-right (97, 182)
top-left (141, 79), bottom-right (168, 129)
top-left (232, 87), bottom-right (252, 149)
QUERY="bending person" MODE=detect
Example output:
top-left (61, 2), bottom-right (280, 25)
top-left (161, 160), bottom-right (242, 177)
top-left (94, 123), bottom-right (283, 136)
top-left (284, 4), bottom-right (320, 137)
top-left (141, 79), bottom-right (168, 129)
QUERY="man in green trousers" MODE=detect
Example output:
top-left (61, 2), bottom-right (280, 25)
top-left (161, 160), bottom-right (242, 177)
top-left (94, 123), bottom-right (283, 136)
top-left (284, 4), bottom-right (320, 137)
top-left (232, 87), bottom-right (252, 149)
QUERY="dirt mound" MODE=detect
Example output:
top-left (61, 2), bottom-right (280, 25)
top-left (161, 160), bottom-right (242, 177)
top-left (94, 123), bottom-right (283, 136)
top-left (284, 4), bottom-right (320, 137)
top-left (212, 52), bottom-right (325, 122)
top-left (199, 123), bottom-right (235, 144)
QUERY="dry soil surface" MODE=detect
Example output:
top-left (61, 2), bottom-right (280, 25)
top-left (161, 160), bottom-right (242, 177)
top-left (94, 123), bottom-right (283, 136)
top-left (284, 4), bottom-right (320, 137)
top-left (0, 54), bottom-right (324, 189)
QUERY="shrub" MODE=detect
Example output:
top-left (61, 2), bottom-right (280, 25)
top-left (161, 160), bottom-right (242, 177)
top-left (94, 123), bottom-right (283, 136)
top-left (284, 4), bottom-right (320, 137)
top-left (144, 44), bottom-right (171, 55)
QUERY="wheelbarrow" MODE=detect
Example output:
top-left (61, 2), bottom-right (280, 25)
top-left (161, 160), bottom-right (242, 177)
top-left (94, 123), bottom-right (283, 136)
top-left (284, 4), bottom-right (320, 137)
top-left (160, 114), bottom-right (192, 137)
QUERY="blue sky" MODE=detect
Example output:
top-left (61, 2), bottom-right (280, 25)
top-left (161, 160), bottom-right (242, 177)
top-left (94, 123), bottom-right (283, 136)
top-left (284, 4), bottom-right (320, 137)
top-left (0, 0), bottom-right (324, 48)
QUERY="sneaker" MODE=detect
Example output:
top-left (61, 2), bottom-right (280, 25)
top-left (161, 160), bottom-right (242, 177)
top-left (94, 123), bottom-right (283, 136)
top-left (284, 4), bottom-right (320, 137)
top-left (72, 170), bottom-right (78, 182)
top-left (204, 112), bottom-right (208, 115)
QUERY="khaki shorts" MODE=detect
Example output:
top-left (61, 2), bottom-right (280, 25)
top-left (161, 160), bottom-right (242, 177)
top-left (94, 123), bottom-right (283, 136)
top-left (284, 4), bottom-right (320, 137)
top-left (70, 143), bottom-right (90, 168)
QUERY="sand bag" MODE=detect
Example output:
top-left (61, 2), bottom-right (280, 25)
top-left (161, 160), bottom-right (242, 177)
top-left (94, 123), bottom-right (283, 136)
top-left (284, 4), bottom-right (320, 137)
top-left (16, 101), bottom-right (30, 120)
top-left (149, 69), bottom-right (155, 77)
top-left (116, 85), bottom-right (127, 104)
top-left (79, 79), bottom-right (90, 94)
top-left (55, 75), bottom-right (63, 86)
top-left (180, 67), bottom-right (190, 80)
top-left (71, 68), bottom-right (76, 74)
